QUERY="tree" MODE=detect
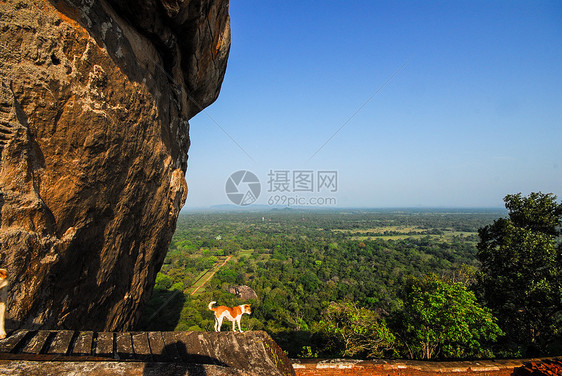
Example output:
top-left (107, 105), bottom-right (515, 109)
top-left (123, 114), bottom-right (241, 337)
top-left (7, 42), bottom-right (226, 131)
top-left (154, 273), bottom-right (173, 290)
top-left (503, 192), bottom-right (562, 236)
top-left (396, 274), bottom-right (502, 360)
top-left (477, 192), bottom-right (562, 355)
top-left (318, 301), bottom-right (396, 358)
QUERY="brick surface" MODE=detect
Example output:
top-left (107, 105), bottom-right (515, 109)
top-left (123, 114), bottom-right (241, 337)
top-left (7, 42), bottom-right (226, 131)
top-left (513, 359), bottom-right (562, 376)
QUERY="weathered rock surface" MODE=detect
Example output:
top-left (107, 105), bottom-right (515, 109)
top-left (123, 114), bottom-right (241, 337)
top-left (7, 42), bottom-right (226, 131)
top-left (0, 330), bottom-right (296, 376)
top-left (227, 285), bottom-right (258, 301)
top-left (0, 362), bottom-right (253, 376)
top-left (0, 0), bottom-right (230, 330)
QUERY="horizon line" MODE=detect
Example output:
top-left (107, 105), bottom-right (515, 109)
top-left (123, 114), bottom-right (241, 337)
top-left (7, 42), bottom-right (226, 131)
top-left (181, 205), bottom-right (507, 213)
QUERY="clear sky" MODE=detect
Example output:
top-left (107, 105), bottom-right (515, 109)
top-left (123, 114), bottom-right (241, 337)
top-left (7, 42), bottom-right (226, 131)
top-left (184, 0), bottom-right (561, 209)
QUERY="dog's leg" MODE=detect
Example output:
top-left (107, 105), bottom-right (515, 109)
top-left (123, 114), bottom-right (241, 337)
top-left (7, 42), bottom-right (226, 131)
top-left (216, 316), bottom-right (223, 332)
top-left (215, 316), bottom-right (223, 332)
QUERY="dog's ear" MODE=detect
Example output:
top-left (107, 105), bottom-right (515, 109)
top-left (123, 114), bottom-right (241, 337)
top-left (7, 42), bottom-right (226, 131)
top-left (0, 269), bottom-right (7, 280)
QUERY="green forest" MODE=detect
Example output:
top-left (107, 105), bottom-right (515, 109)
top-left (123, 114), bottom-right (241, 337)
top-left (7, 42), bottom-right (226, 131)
top-left (139, 193), bottom-right (562, 360)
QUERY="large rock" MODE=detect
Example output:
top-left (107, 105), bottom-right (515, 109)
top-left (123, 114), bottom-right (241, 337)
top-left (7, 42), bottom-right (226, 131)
top-left (228, 285), bottom-right (258, 301)
top-left (0, 0), bottom-right (230, 330)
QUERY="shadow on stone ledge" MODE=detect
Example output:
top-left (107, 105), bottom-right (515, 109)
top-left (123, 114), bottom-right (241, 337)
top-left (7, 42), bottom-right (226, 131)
top-left (140, 342), bottom-right (255, 376)
top-left (162, 331), bottom-right (296, 376)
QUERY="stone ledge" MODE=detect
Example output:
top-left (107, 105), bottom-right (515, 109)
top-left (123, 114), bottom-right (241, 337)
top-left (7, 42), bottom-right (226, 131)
top-left (0, 360), bottom-right (252, 376)
top-left (0, 330), bottom-right (295, 376)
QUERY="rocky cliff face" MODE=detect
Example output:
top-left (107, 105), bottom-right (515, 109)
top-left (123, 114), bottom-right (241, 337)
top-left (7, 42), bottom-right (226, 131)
top-left (0, 0), bottom-right (230, 330)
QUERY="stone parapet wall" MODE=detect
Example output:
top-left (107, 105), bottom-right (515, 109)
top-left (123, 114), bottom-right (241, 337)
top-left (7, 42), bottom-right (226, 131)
top-left (291, 358), bottom-right (561, 376)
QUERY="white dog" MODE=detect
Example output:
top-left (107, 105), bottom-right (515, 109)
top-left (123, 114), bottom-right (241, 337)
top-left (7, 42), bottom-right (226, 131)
top-left (0, 269), bottom-right (8, 339)
top-left (208, 301), bottom-right (251, 332)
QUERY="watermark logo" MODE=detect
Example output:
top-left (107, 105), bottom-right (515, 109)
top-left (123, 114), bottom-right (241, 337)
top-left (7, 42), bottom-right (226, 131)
top-left (225, 170), bottom-right (261, 206)
top-left (267, 170), bottom-right (338, 193)
top-left (226, 169), bottom-right (338, 207)
top-left (266, 169), bottom-right (338, 206)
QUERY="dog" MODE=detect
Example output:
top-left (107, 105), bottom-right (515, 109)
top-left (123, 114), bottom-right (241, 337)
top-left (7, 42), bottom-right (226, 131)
top-left (208, 301), bottom-right (251, 332)
top-left (0, 269), bottom-right (8, 339)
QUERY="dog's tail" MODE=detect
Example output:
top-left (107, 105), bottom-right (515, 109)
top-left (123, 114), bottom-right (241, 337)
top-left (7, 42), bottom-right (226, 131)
top-left (208, 301), bottom-right (217, 311)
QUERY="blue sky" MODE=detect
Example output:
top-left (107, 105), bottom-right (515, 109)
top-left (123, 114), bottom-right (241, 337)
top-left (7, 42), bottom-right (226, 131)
top-left (185, 0), bottom-right (561, 209)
